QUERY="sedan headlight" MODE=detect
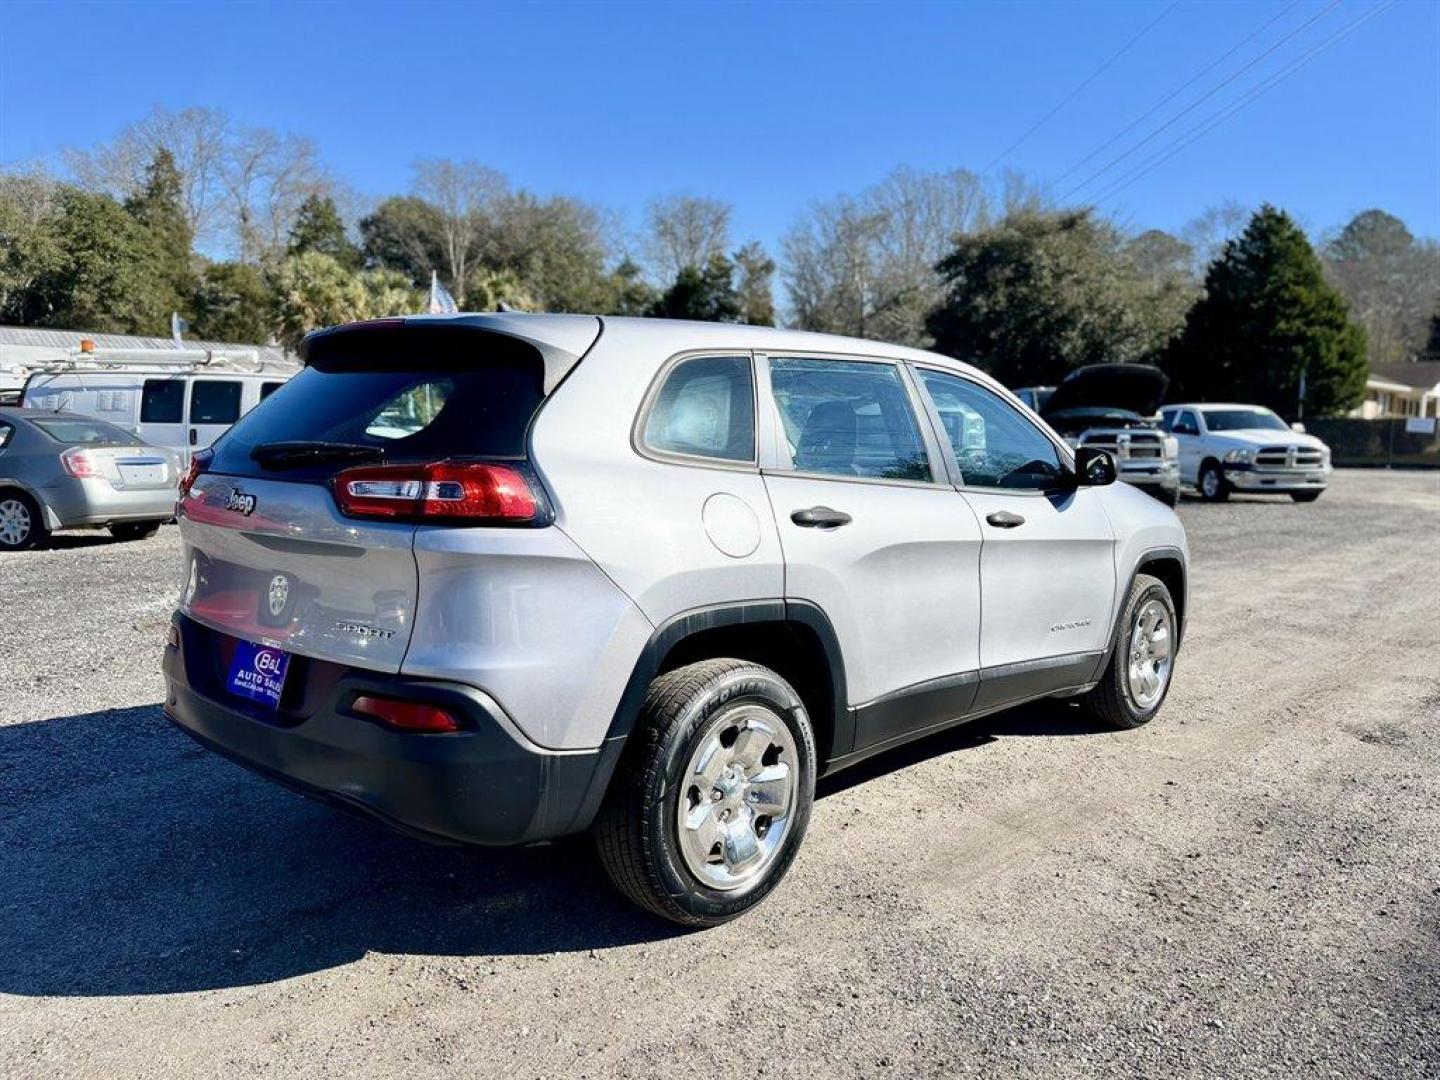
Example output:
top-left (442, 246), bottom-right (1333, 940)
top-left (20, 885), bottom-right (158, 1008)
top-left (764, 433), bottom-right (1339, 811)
top-left (1223, 449), bottom-right (1254, 464)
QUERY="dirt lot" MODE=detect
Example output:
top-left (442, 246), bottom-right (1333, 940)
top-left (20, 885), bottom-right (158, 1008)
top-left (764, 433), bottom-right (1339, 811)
top-left (1, 469), bottom-right (1437, 1079)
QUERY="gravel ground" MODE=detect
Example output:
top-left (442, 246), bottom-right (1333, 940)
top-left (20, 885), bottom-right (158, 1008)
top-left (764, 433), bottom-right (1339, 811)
top-left (1, 469), bottom-right (1437, 1079)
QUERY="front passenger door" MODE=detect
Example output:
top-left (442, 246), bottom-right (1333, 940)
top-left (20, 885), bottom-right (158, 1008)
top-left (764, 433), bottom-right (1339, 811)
top-left (914, 367), bottom-right (1116, 706)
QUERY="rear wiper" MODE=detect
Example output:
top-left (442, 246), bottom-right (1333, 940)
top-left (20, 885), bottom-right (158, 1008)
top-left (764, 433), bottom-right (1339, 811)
top-left (250, 441), bottom-right (386, 470)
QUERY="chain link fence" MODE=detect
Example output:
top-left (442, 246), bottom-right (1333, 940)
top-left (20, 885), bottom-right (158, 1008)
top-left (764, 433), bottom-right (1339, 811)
top-left (1305, 419), bottom-right (1440, 468)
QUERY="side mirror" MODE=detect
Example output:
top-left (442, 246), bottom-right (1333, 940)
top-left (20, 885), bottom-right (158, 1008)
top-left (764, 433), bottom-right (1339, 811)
top-left (1290, 421), bottom-right (1306, 433)
top-left (1074, 446), bottom-right (1117, 487)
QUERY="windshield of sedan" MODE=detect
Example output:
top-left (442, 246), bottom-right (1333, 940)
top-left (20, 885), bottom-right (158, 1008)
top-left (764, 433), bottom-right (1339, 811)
top-left (29, 418), bottom-right (138, 445)
top-left (1200, 408), bottom-right (1289, 432)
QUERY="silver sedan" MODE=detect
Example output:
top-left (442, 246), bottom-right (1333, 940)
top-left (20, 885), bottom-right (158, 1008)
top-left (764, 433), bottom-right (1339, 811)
top-left (0, 407), bottom-right (180, 551)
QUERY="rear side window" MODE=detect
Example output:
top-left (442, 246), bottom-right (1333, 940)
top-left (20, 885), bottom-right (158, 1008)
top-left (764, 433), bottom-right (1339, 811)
top-left (769, 357), bottom-right (931, 482)
top-left (641, 355), bottom-right (754, 463)
top-left (141, 379), bottom-right (185, 423)
top-left (208, 326), bottom-right (547, 482)
top-left (190, 381), bottom-right (243, 425)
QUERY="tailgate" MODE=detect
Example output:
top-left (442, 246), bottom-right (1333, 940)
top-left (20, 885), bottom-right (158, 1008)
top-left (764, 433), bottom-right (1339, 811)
top-left (179, 473), bottom-right (417, 672)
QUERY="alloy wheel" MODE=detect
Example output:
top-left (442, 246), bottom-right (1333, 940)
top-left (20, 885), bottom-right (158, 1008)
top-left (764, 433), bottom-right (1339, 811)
top-left (1126, 599), bottom-right (1173, 709)
top-left (676, 704), bottom-right (798, 892)
top-left (0, 498), bottom-right (32, 547)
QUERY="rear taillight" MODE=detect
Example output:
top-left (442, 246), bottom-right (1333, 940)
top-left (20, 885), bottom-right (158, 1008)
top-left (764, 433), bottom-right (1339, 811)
top-left (332, 461), bottom-right (549, 525)
top-left (351, 695), bottom-right (462, 733)
top-left (60, 447), bottom-right (100, 478)
top-left (178, 448), bottom-right (213, 497)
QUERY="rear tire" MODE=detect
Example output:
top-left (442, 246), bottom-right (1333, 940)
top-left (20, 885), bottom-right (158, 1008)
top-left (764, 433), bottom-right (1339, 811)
top-left (1290, 490), bottom-right (1322, 503)
top-left (1198, 461), bottom-right (1228, 502)
top-left (0, 491), bottom-right (45, 551)
top-left (1082, 573), bottom-right (1177, 730)
top-left (110, 522), bottom-right (162, 542)
top-left (594, 658), bottom-right (817, 927)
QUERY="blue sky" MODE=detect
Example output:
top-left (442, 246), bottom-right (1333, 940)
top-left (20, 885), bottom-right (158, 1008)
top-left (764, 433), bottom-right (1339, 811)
top-left (1, 0), bottom-right (1435, 256)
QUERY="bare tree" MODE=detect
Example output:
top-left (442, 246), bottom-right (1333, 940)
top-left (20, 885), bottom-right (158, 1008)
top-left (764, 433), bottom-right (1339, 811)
top-left (221, 128), bottom-right (331, 263)
top-left (1180, 201), bottom-right (1250, 277)
top-left (782, 167), bottom-right (990, 346)
top-left (63, 105), bottom-right (230, 246)
top-left (412, 158), bottom-right (508, 300)
top-left (645, 194), bottom-right (731, 282)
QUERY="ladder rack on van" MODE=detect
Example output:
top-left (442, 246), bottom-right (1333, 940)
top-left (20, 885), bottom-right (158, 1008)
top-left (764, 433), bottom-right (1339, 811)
top-left (21, 345), bottom-right (283, 377)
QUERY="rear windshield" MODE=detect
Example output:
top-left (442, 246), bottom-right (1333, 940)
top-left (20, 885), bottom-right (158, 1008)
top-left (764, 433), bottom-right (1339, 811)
top-left (30, 418), bottom-right (138, 445)
top-left (208, 327), bottom-right (547, 481)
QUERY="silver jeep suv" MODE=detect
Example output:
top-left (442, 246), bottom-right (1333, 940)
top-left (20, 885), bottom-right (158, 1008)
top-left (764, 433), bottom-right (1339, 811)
top-left (163, 314), bottom-right (1188, 925)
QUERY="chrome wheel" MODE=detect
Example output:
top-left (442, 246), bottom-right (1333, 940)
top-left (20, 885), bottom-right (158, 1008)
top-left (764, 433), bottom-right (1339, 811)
top-left (1126, 599), bottom-right (1173, 710)
top-left (676, 704), bottom-right (798, 892)
top-left (0, 497), bottom-right (32, 547)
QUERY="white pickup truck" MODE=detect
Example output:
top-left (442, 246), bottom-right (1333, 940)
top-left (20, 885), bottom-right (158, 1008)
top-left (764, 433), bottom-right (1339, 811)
top-left (1159, 403), bottom-right (1332, 502)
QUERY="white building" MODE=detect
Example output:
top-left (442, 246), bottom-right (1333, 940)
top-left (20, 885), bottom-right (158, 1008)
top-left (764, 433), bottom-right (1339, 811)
top-left (1352, 362), bottom-right (1440, 420)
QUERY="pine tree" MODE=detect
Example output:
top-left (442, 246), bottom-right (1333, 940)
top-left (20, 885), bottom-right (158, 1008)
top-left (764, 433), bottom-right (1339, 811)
top-left (124, 148), bottom-right (194, 320)
top-left (288, 195), bottom-right (360, 269)
top-left (1164, 205), bottom-right (1367, 418)
top-left (647, 254), bottom-right (742, 322)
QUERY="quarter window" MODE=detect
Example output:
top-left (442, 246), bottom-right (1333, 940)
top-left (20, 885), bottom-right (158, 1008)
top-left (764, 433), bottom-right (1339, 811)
top-left (190, 380), bottom-right (243, 425)
top-left (641, 355), bottom-right (755, 463)
top-left (260, 381), bottom-right (285, 401)
top-left (768, 357), bottom-right (931, 481)
top-left (917, 369), bottom-right (1064, 490)
top-left (0, 422), bottom-right (12, 450)
top-left (140, 379), bottom-right (185, 424)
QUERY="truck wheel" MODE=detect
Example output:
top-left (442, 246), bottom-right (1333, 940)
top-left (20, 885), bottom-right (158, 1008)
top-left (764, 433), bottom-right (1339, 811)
top-left (0, 491), bottom-right (45, 551)
top-left (1290, 491), bottom-right (1323, 503)
top-left (1082, 573), bottom-right (1177, 730)
top-left (1157, 486), bottom-right (1180, 508)
top-left (111, 522), bottom-right (162, 542)
top-left (594, 658), bottom-right (817, 927)
top-left (1198, 461), bottom-right (1229, 502)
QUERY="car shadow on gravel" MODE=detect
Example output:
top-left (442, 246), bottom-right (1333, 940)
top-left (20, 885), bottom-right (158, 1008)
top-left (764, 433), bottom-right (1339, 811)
top-left (0, 704), bottom-right (685, 999)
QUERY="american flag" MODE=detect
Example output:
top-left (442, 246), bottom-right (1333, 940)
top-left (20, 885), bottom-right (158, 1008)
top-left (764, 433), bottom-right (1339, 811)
top-left (428, 271), bottom-right (459, 315)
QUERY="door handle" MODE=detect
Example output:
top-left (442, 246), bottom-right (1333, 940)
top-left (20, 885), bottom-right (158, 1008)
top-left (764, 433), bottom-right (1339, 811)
top-left (985, 510), bottom-right (1026, 529)
top-left (188, 428), bottom-right (198, 446)
top-left (791, 506), bottom-right (852, 528)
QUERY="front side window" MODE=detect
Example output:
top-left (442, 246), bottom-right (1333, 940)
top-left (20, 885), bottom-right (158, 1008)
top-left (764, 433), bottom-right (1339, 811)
top-left (641, 355), bottom-right (755, 462)
top-left (769, 357), bottom-right (931, 481)
top-left (140, 379), bottom-right (185, 424)
top-left (917, 368), bottom-right (1064, 490)
top-left (190, 380), bottom-right (243, 425)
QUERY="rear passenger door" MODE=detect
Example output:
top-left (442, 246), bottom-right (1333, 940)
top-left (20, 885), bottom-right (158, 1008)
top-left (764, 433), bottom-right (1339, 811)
top-left (758, 355), bottom-right (984, 754)
top-left (188, 379), bottom-right (244, 452)
top-left (912, 366), bottom-right (1116, 705)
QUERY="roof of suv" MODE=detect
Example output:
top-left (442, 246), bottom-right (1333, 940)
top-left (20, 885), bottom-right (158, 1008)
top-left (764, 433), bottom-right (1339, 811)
top-left (343, 312), bottom-right (1004, 396)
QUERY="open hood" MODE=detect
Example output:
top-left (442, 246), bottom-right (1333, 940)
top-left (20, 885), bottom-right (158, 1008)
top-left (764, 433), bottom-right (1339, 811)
top-left (1042, 364), bottom-right (1169, 419)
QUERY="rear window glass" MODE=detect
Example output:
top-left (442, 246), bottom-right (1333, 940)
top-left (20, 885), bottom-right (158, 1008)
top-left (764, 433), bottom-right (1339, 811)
top-left (191, 381), bottom-right (243, 424)
top-left (641, 355), bottom-right (754, 462)
top-left (208, 329), bottom-right (546, 482)
top-left (30, 418), bottom-right (137, 445)
top-left (141, 379), bottom-right (185, 423)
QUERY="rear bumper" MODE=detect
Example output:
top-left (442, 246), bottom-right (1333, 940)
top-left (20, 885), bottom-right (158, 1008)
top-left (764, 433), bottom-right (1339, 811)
top-left (161, 613), bottom-right (620, 846)
top-left (41, 478), bottom-right (176, 528)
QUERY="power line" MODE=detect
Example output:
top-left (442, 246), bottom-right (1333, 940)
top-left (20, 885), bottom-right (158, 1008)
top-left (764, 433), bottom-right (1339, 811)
top-left (983, 0), bottom-right (1182, 174)
top-left (1052, 0), bottom-right (1303, 189)
top-left (1060, 0), bottom-right (1342, 201)
top-left (1089, 0), bottom-right (1397, 205)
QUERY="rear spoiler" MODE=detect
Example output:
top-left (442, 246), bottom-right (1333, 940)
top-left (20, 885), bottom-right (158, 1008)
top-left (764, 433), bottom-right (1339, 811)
top-left (300, 315), bottom-right (602, 394)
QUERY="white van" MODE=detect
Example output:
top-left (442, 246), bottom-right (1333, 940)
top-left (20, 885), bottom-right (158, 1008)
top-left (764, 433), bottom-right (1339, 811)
top-left (21, 357), bottom-right (293, 463)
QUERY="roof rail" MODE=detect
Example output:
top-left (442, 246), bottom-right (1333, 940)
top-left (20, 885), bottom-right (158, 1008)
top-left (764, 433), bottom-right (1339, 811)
top-left (22, 345), bottom-right (278, 376)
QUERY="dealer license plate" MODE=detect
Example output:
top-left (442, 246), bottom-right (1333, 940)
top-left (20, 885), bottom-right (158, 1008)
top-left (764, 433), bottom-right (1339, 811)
top-left (227, 640), bottom-right (291, 709)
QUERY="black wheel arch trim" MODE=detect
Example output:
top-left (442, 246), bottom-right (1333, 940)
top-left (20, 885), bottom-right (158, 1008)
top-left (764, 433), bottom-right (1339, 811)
top-left (1093, 545), bottom-right (1187, 681)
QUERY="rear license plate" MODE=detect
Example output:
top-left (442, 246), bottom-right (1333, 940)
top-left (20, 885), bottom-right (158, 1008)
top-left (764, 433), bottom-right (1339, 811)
top-left (227, 641), bottom-right (291, 709)
top-left (119, 464), bottom-right (165, 485)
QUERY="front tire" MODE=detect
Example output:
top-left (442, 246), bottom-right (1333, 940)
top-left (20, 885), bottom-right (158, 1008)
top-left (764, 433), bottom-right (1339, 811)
top-left (594, 658), bottom-right (817, 927)
top-left (1082, 573), bottom-right (1177, 730)
top-left (110, 521), bottom-right (162, 542)
top-left (0, 491), bottom-right (45, 551)
top-left (1198, 461), bottom-right (1229, 502)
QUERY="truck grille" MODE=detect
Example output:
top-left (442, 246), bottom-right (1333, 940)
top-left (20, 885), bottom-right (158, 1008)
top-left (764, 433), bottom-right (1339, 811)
top-left (1255, 445), bottom-right (1323, 469)
top-left (1080, 432), bottom-right (1166, 460)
